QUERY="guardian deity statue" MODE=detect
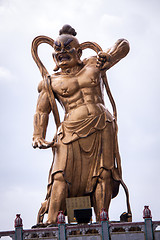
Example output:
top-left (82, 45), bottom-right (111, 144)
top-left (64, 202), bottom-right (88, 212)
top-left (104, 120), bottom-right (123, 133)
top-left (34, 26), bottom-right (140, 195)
top-left (31, 24), bottom-right (132, 226)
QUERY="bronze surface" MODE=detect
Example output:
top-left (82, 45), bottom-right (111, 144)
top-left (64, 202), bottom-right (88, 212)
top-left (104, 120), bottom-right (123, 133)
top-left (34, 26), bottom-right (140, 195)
top-left (32, 24), bottom-right (132, 225)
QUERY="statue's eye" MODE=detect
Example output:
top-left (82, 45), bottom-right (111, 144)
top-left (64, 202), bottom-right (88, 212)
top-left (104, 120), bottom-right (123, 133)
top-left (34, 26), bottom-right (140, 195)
top-left (55, 47), bottom-right (61, 52)
top-left (65, 45), bottom-right (71, 50)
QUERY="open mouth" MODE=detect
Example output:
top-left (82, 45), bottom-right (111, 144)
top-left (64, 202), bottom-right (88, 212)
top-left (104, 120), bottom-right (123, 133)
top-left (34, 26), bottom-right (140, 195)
top-left (58, 54), bottom-right (71, 62)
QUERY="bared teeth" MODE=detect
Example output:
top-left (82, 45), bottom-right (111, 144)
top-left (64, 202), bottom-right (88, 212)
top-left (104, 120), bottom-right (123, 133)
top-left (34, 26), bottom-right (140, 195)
top-left (58, 54), bottom-right (70, 62)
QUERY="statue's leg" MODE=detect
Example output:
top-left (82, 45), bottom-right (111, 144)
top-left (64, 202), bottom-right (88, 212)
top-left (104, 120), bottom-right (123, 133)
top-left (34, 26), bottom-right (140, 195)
top-left (92, 169), bottom-right (112, 221)
top-left (47, 172), bottom-right (68, 224)
top-left (37, 200), bottom-right (48, 224)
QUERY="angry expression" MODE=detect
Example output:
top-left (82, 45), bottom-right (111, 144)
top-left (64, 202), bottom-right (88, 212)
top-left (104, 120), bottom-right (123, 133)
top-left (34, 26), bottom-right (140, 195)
top-left (53, 34), bottom-right (82, 70)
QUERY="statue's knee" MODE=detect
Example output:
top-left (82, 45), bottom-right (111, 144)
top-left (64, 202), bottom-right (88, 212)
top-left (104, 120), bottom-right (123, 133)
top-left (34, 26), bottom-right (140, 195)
top-left (53, 172), bottom-right (65, 182)
top-left (99, 169), bottom-right (111, 181)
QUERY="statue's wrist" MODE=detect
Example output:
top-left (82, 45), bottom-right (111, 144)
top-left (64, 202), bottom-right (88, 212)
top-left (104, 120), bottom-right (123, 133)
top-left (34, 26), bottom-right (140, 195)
top-left (32, 135), bottom-right (43, 141)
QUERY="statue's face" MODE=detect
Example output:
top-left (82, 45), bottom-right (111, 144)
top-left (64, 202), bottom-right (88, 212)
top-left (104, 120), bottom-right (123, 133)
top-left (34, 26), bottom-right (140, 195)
top-left (53, 34), bottom-right (81, 69)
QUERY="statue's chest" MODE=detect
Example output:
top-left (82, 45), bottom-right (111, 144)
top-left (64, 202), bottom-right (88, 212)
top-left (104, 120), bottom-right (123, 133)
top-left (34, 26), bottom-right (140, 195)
top-left (51, 66), bottom-right (100, 97)
top-left (51, 75), bottom-right (79, 97)
top-left (78, 65), bottom-right (100, 88)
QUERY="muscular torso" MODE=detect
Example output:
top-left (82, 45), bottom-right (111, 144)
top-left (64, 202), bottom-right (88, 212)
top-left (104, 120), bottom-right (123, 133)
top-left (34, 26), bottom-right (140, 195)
top-left (51, 56), bottom-right (106, 121)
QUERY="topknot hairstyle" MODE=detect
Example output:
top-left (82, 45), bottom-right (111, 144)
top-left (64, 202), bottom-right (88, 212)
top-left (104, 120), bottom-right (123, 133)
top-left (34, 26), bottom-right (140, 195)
top-left (59, 24), bottom-right (77, 36)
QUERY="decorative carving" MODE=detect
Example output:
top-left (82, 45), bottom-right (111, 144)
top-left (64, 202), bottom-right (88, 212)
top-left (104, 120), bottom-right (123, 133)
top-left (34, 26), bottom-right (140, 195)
top-left (57, 211), bottom-right (65, 224)
top-left (100, 208), bottom-right (109, 221)
top-left (14, 214), bottom-right (23, 228)
top-left (143, 206), bottom-right (152, 219)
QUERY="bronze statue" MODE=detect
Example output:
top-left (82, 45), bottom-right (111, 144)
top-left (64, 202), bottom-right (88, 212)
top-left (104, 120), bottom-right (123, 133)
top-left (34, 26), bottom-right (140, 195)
top-left (31, 24), bottom-right (132, 226)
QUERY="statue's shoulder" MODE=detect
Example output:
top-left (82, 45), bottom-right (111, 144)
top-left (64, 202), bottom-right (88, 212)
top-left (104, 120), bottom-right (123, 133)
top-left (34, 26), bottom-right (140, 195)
top-left (37, 80), bottom-right (45, 93)
top-left (83, 56), bottom-right (97, 66)
top-left (37, 73), bottom-right (60, 93)
top-left (50, 72), bottom-right (61, 82)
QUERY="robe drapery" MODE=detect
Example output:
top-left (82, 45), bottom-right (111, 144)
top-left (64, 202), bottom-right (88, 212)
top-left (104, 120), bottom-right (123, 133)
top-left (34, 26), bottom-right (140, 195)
top-left (46, 110), bottom-right (121, 202)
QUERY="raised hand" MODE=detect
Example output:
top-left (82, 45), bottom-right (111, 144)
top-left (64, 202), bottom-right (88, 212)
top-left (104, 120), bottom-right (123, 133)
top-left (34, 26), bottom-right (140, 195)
top-left (96, 51), bottom-right (111, 70)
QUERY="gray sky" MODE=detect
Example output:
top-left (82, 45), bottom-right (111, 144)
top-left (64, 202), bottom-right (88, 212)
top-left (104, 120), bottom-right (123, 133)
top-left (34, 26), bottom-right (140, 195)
top-left (0, 0), bottom-right (160, 231)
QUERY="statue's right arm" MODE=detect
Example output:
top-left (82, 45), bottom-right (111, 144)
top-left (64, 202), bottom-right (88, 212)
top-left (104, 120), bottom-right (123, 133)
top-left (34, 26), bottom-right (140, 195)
top-left (32, 81), bottom-right (54, 149)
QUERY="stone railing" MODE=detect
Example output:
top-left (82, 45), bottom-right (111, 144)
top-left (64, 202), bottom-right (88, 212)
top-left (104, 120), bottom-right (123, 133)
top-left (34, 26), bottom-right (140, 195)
top-left (66, 222), bottom-right (102, 239)
top-left (0, 209), bottom-right (160, 240)
top-left (0, 230), bottom-right (15, 240)
top-left (1, 220), bottom-right (160, 240)
top-left (23, 226), bottom-right (58, 239)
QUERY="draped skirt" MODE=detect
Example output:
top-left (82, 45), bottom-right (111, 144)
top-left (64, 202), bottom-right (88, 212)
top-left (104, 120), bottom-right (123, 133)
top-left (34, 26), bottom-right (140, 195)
top-left (46, 111), bottom-right (121, 201)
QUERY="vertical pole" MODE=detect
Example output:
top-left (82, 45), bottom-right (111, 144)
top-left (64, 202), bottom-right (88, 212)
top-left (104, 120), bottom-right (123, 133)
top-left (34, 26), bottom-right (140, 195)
top-left (144, 218), bottom-right (154, 240)
top-left (101, 221), bottom-right (110, 240)
top-left (100, 208), bottom-right (110, 240)
top-left (58, 224), bottom-right (66, 240)
top-left (57, 211), bottom-right (66, 240)
top-left (14, 214), bottom-right (23, 240)
top-left (15, 227), bottom-right (23, 240)
top-left (143, 206), bottom-right (154, 240)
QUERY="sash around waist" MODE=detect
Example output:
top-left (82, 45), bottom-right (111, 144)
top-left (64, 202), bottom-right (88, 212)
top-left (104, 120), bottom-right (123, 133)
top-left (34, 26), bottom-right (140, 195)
top-left (57, 110), bottom-right (114, 144)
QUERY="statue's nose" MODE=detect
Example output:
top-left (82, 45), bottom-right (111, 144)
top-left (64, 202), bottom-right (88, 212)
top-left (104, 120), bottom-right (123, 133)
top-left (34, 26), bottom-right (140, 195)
top-left (60, 48), bottom-right (66, 53)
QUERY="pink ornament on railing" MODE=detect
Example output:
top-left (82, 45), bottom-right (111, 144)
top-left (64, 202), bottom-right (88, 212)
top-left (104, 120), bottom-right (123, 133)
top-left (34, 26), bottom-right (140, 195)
top-left (57, 211), bottom-right (65, 224)
top-left (143, 206), bottom-right (152, 219)
top-left (14, 214), bottom-right (23, 227)
top-left (100, 208), bottom-right (109, 221)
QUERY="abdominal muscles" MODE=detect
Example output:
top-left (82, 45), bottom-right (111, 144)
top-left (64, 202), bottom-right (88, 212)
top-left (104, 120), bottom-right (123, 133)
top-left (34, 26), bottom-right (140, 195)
top-left (64, 102), bottom-right (106, 121)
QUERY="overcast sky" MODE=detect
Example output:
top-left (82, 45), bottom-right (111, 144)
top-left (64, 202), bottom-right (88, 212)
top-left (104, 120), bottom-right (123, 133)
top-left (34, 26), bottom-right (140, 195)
top-left (0, 0), bottom-right (160, 232)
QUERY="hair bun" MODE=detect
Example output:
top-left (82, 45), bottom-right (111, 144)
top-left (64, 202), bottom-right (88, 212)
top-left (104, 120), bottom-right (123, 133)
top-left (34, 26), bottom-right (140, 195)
top-left (59, 24), bottom-right (77, 36)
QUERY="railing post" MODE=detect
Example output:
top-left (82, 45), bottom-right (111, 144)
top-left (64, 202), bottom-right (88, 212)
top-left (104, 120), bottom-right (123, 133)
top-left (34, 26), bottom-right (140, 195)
top-left (58, 224), bottom-right (66, 240)
top-left (101, 221), bottom-right (110, 240)
top-left (100, 208), bottom-right (110, 240)
top-left (143, 206), bottom-right (154, 240)
top-left (57, 211), bottom-right (66, 240)
top-left (14, 214), bottom-right (23, 240)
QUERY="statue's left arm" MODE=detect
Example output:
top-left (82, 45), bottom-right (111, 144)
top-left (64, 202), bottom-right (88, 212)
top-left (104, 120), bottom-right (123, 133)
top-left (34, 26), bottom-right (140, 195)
top-left (97, 39), bottom-right (130, 70)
